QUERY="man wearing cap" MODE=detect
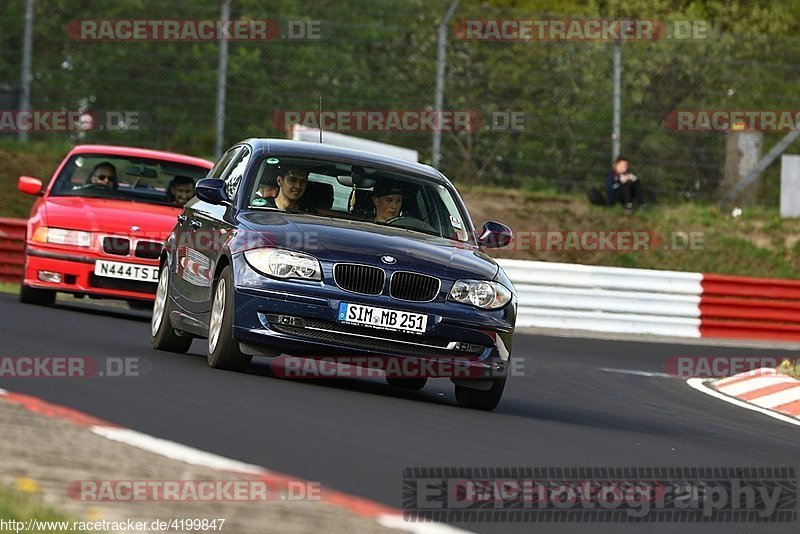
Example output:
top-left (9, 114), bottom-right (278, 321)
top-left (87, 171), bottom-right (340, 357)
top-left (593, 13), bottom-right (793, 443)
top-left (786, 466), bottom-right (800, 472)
top-left (372, 180), bottom-right (404, 223)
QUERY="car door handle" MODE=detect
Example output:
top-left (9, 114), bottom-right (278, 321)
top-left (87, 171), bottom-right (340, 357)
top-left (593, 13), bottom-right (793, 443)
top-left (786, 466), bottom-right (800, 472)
top-left (189, 219), bottom-right (202, 229)
top-left (177, 214), bottom-right (187, 224)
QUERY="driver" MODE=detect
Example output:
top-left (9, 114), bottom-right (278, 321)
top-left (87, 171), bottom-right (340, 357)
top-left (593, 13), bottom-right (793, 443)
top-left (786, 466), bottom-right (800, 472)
top-left (372, 180), bottom-right (404, 223)
top-left (85, 162), bottom-right (118, 189)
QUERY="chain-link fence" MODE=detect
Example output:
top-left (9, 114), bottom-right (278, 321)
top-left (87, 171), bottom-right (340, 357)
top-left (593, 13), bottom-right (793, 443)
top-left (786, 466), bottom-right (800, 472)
top-left (1, 0), bottom-right (799, 205)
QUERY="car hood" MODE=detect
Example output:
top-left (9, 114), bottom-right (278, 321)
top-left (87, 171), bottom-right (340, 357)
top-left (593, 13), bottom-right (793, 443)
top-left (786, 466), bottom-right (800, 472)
top-left (237, 211), bottom-right (499, 281)
top-left (43, 196), bottom-right (180, 239)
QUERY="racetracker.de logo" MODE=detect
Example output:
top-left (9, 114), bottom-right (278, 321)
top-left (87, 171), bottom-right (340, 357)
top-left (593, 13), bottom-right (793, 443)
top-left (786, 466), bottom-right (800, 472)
top-left (67, 480), bottom-right (321, 502)
top-left (664, 356), bottom-right (796, 378)
top-left (0, 110), bottom-right (140, 132)
top-left (67, 19), bottom-right (321, 41)
top-left (453, 19), bottom-right (709, 41)
top-left (274, 110), bottom-right (488, 133)
top-left (499, 230), bottom-right (705, 252)
top-left (0, 356), bottom-right (140, 378)
top-left (664, 110), bottom-right (800, 132)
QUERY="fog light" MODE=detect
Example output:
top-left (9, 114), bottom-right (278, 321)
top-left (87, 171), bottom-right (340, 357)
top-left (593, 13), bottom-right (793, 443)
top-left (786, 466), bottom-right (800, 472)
top-left (38, 271), bottom-right (62, 283)
top-left (279, 315), bottom-right (298, 326)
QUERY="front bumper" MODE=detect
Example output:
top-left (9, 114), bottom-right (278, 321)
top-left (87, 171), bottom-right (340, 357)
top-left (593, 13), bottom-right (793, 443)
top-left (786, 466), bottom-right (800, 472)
top-left (230, 255), bottom-right (516, 380)
top-left (23, 245), bottom-right (159, 301)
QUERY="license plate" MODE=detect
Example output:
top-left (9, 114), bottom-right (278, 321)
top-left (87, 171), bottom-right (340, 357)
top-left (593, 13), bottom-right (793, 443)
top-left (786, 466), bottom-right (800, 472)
top-left (338, 303), bottom-right (428, 334)
top-left (94, 260), bottom-right (159, 282)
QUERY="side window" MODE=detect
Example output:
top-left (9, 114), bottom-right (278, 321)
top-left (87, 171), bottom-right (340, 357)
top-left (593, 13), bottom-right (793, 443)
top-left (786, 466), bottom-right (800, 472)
top-left (223, 147), bottom-right (250, 200)
top-left (208, 147), bottom-right (240, 179)
top-left (433, 184), bottom-right (470, 242)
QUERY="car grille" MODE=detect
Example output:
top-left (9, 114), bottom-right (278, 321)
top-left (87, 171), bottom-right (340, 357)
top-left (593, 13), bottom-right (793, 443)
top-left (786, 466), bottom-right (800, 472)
top-left (267, 316), bottom-right (485, 358)
top-left (89, 274), bottom-right (157, 295)
top-left (390, 272), bottom-right (440, 302)
top-left (134, 240), bottom-right (162, 260)
top-left (333, 264), bottom-right (385, 295)
top-left (102, 237), bottom-right (162, 259)
top-left (103, 237), bottom-right (130, 256)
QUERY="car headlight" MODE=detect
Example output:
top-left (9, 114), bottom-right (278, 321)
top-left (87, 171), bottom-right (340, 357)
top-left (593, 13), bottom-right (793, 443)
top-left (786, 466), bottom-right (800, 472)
top-left (448, 279), bottom-right (512, 310)
top-left (32, 227), bottom-right (93, 247)
top-left (244, 248), bottom-right (322, 281)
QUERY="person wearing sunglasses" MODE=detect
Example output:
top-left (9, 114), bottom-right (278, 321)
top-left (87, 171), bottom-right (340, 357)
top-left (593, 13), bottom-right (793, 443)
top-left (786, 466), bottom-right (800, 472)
top-left (85, 162), bottom-right (118, 189)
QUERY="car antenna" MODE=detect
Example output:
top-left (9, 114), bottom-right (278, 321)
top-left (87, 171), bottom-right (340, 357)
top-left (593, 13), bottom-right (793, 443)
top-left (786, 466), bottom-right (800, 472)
top-left (319, 96), bottom-right (323, 143)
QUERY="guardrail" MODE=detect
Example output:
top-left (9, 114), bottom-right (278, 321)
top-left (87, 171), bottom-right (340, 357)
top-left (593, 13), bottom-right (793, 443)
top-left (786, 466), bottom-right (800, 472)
top-left (0, 217), bottom-right (25, 283)
top-left (499, 259), bottom-right (703, 338)
top-left (499, 259), bottom-right (800, 342)
top-left (1, 217), bottom-right (798, 342)
top-left (700, 274), bottom-right (800, 341)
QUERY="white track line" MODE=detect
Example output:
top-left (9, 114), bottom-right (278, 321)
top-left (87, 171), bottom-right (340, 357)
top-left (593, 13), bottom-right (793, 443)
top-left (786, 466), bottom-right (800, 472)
top-left (686, 378), bottom-right (800, 428)
top-left (91, 426), bottom-right (265, 475)
top-left (599, 368), bottom-right (675, 378)
top-left (378, 515), bottom-right (472, 533)
top-left (96, 428), bottom-right (469, 534)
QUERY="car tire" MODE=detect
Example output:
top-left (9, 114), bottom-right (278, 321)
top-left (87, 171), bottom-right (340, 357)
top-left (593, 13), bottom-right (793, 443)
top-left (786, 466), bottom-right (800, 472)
top-left (386, 376), bottom-right (427, 391)
top-left (19, 284), bottom-right (55, 306)
top-left (207, 265), bottom-right (252, 372)
top-left (454, 377), bottom-right (506, 411)
top-left (150, 263), bottom-right (192, 354)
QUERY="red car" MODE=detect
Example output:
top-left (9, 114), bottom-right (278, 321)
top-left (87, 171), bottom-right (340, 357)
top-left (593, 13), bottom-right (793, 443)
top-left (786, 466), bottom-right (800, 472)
top-left (17, 145), bottom-right (213, 308)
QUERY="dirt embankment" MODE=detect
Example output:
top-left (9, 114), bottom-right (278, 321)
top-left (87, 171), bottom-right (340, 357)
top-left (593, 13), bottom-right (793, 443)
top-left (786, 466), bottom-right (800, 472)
top-left (0, 396), bottom-right (400, 533)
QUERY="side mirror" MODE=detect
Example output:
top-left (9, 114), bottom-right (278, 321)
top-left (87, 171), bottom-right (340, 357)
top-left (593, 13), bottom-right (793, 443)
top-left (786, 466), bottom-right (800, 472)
top-left (194, 178), bottom-right (229, 205)
top-left (18, 176), bottom-right (44, 196)
top-left (478, 221), bottom-right (512, 248)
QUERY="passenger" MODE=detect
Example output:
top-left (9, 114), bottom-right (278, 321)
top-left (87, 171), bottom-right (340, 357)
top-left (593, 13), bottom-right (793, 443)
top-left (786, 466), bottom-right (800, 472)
top-left (256, 180), bottom-right (279, 199)
top-left (372, 181), bottom-right (404, 223)
top-left (263, 168), bottom-right (308, 210)
top-left (168, 175), bottom-right (195, 206)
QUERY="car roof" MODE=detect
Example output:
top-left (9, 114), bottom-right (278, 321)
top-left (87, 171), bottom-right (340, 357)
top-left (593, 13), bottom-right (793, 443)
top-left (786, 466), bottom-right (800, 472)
top-left (68, 144), bottom-right (214, 169)
top-left (242, 138), bottom-right (448, 184)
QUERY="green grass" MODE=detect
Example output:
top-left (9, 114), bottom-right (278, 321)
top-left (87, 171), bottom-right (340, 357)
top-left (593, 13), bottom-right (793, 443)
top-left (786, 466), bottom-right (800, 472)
top-left (0, 282), bottom-right (20, 295)
top-left (0, 483), bottom-right (92, 533)
top-left (463, 188), bottom-right (800, 279)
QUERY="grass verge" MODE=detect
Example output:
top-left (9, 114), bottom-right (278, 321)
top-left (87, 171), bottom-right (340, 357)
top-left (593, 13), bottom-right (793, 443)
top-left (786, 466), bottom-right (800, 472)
top-left (0, 482), bottom-right (92, 533)
top-left (0, 282), bottom-right (20, 295)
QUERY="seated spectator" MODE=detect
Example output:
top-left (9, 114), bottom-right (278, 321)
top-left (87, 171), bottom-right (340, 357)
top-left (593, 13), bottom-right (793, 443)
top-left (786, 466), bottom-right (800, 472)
top-left (603, 156), bottom-right (643, 214)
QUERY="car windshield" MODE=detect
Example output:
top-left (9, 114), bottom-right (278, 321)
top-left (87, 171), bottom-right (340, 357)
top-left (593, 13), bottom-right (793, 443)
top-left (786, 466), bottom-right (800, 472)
top-left (245, 156), bottom-right (474, 243)
top-left (49, 154), bottom-right (210, 207)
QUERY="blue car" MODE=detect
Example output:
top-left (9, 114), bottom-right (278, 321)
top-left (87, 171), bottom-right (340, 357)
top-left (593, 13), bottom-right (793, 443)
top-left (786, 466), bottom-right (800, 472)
top-left (151, 139), bottom-right (516, 410)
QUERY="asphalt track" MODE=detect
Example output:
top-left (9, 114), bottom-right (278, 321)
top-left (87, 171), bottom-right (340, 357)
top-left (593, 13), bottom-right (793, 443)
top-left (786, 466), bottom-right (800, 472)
top-left (1, 293), bottom-right (798, 534)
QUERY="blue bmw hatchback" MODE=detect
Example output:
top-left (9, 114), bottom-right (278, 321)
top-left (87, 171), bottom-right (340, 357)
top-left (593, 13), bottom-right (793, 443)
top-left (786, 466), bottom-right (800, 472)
top-left (151, 139), bottom-right (516, 410)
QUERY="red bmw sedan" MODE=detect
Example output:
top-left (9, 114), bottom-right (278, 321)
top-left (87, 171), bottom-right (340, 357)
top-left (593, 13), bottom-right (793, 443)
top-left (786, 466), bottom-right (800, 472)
top-left (17, 145), bottom-right (213, 308)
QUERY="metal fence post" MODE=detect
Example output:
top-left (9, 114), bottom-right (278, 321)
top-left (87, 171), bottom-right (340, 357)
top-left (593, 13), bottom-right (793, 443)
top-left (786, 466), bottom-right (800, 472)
top-left (611, 39), bottom-right (621, 161)
top-left (214, 0), bottom-right (232, 160)
top-left (432, 0), bottom-right (459, 168)
top-left (18, 0), bottom-right (35, 143)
